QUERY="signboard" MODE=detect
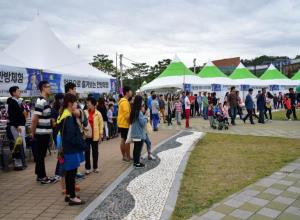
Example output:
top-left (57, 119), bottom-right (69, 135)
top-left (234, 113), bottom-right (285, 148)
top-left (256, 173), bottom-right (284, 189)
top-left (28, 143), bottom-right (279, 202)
top-left (240, 85), bottom-right (250, 91)
top-left (269, 85), bottom-right (280, 91)
top-left (110, 79), bottom-right (117, 93)
top-left (184, 83), bottom-right (192, 92)
top-left (211, 84), bottom-right (222, 92)
top-left (42, 72), bottom-right (62, 93)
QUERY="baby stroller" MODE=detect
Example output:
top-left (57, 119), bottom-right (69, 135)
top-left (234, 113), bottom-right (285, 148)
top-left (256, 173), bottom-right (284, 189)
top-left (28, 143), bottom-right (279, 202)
top-left (216, 112), bottom-right (229, 130)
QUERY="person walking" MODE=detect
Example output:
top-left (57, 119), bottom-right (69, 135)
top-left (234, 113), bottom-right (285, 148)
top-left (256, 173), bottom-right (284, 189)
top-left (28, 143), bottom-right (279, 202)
top-left (151, 94), bottom-right (160, 131)
top-left (31, 81), bottom-right (56, 184)
top-left (265, 92), bottom-right (273, 121)
top-left (273, 93), bottom-right (278, 109)
top-left (117, 86), bottom-right (132, 162)
top-left (57, 93), bottom-right (85, 205)
top-left (7, 86), bottom-right (27, 170)
top-left (185, 91), bottom-right (191, 128)
top-left (130, 95), bottom-right (148, 168)
top-left (166, 94), bottom-right (173, 126)
top-left (227, 86), bottom-right (238, 125)
top-left (84, 97), bottom-right (104, 174)
top-left (97, 98), bottom-right (109, 140)
top-left (197, 92), bottom-right (203, 116)
top-left (257, 88), bottom-right (267, 124)
top-left (243, 88), bottom-right (255, 124)
top-left (289, 88), bottom-right (298, 120)
top-left (174, 97), bottom-right (182, 125)
top-left (158, 95), bottom-right (166, 123)
top-left (202, 92), bottom-right (209, 120)
top-left (278, 92), bottom-right (283, 109)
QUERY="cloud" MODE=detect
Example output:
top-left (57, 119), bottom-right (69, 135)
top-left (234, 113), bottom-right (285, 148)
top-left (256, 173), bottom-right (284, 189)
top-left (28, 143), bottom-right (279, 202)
top-left (0, 0), bottom-right (299, 67)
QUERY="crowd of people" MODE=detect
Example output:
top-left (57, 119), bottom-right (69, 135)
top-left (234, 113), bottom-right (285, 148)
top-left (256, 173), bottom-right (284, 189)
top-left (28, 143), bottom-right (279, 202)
top-left (3, 81), bottom-right (300, 206)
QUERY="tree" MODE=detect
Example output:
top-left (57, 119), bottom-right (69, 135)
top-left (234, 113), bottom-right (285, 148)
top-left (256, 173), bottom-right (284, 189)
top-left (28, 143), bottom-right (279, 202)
top-left (90, 54), bottom-right (116, 77)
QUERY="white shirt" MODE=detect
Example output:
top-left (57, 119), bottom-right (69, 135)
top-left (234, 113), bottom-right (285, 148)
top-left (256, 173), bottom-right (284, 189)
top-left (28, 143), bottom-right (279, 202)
top-left (185, 96), bottom-right (191, 110)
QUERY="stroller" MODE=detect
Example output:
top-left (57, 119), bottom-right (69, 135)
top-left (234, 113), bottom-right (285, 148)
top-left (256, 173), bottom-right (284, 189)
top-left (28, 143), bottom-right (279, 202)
top-left (212, 110), bottom-right (229, 130)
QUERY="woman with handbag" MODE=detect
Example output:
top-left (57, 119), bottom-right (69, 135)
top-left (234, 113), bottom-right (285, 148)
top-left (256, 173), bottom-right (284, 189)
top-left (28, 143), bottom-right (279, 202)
top-left (130, 95), bottom-right (148, 168)
top-left (84, 97), bottom-right (104, 174)
top-left (57, 93), bottom-right (85, 206)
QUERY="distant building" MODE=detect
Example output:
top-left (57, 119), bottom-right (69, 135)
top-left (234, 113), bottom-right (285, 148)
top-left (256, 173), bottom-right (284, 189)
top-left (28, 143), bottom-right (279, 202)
top-left (212, 57), bottom-right (240, 75)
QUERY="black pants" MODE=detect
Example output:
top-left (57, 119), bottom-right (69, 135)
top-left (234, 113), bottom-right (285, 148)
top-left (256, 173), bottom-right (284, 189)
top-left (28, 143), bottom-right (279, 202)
top-left (292, 106), bottom-right (298, 119)
top-left (286, 109), bottom-right (292, 119)
top-left (258, 109), bottom-right (265, 123)
top-left (35, 134), bottom-right (50, 178)
top-left (108, 122), bottom-right (114, 138)
top-left (133, 140), bottom-right (144, 164)
top-left (65, 168), bottom-right (77, 198)
top-left (167, 111), bottom-right (172, 125)
top-left (85, 138), bottom-right (99, 170)
top-left (243, 109), bottom-right (254, 123)
top-left (264, 107), bottom-right (272, 120)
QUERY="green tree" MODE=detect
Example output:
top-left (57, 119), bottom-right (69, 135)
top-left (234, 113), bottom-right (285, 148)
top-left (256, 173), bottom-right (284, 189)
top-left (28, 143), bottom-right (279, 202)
top-left (90, 54), bottom-right (116, 77)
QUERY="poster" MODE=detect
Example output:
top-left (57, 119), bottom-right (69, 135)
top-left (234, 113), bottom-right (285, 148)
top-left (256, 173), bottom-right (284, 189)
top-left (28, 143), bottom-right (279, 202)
top-left (110, 79), bottom-right (117, 93)
top-left (211, 84), bottom-right (222, 92)
top-left (269, 85), bottom-right (280, 91)
top-left (42, 72), bottom-right (62, 93)
top-left (240, 85), bottom-right (250, 91)
top-left (26, 68), bottom-right (42, 96)
top-left (184, 83), bottom-right (191, 92)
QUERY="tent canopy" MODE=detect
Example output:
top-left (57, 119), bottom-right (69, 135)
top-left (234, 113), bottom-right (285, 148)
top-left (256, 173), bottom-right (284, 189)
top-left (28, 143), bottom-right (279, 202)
top-left (230, 63), bottom-right (257, 79)
top-left (158, 55), bottom-right (195, 78)
top-left (1, 16), bottom-right (112, 79)
top-left (198, 61), bottom-right (227, 78)
top-left (292, 70), bottom-right (300, 80)
top-left (260, 64), bottom-right (288, 80)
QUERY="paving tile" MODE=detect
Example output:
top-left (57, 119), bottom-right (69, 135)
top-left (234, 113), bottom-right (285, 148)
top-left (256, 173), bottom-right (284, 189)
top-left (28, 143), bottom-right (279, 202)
top-left (213, 204), bottom-right (236, 215)
top-left (229, 209), bottom-right (253, 219)
top-left (265, 201), bottom-right (289, 211)
top-left (239, 203), bottom-right (261, 212)
top-left (289, 173), bottom-right (300, 179)
top-left (221, 216), bottom-right (241, 220)
top-left (292, 199), bottom-right (300, 208)
top-left (287, 186), bottom-right (300, 194)
top-left (224, 199), bottom-right (244, 208)
top-left (257, 207), bottom-right (281, 218)
top-left (255, 178), bottom-right (277, 187)
top-left (256, 193), bottom-right (276, 201)
top-left (264, 188), bottom-right (283, 195)
top-left (273, 196), bottom-right (296, 205)
top-left (285, 206), bottom-right (300, 217)
top-left (233, 194), bottom-right (252, 203)
top-left (282, 176), bottom-right (299, 182)
top-left (277, 180), bottom-right (294, 186)
top-left (240, 190), bottom-right (260, 197)
top-left (200, 210), bottom-right (225, 220)
top-left (280, 190), bottom-right (299, 199)
top-left (247, 185), bottom-right (267, 192)
top-left (280, 165), bottom-right (298, 173)
top-left (248, 197), bottom-right (269, 206)
top-left (277, 212), bottom-right (300, 220)
top-left (248, 214), bottom-right (273, 220)
top-left (270, 183), bottom-right (289, 191)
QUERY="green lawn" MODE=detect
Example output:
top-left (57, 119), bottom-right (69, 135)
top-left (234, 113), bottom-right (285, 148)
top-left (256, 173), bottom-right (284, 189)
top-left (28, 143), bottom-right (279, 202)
top-left (271, 109), bottom-right (299, 120)
top-left (171, 133), bottom-right (300, 220)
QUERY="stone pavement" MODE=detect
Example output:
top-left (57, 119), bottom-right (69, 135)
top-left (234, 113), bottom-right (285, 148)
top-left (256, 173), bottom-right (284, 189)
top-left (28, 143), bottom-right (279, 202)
top-left (161, 117), bottom-right (300, 139)
top-left (0, 128), bottom-right (177, 220)
top-left (190, 158), bottom-right (300, 220)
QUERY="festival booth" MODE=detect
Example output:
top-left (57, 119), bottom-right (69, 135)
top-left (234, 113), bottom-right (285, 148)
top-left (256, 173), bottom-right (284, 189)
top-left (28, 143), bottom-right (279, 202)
top-left (229, 62), bottom-right (267, 100)
top-left (0, 17), bottom-right (116, 97)
top-left (140, 56), bottom-right (208, 93)
top-left (260, 64), bottom-right (298, 93)
top-left (291, 70), bottom-right (300, 86)
top-left (196, 61), bottom-right (236, 100)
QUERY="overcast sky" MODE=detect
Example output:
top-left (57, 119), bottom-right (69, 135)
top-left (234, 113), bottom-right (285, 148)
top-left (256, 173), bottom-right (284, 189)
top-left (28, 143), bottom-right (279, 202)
top-left (0, 0), bottom-right (299, 67)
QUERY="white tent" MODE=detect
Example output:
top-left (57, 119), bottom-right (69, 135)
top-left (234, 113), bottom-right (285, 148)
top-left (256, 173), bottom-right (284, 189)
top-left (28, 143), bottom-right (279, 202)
top-left (1, 16), bottom-right (112, 79)
top-left (260, 64), bottom-right (297, 86)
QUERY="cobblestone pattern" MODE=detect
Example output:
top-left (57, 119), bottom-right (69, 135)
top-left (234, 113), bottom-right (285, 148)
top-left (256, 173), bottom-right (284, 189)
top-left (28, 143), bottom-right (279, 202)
top-left (87, 131), bottom-right (195, 220)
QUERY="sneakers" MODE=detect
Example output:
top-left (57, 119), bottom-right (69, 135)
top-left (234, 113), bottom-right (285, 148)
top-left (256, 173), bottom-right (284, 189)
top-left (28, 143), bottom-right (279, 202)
top-left (37, 177), bottom-right (57, 184)
top-left (134, 163), bottom-right (145, 168)
top-left (148, 154), bottom-right (156, 160)
top-left (76, 172), bottom-right (85, 179)
top-left (93, 169), bottom-right (99, 173)
top-left (85, 169), bottom-right (92, 175)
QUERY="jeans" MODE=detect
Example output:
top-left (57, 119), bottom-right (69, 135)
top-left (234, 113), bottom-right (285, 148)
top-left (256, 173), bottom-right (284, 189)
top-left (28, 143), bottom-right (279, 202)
top-left (203, 106), bottom-right (208, 119)
top-left (258, 109), bottom-right (265, 123)
top-left (243, 109), bottom-right (254, 123)
top-left (230, 107), bottom-right (237, 124)
top-left (264, 107), bottom-right (272, 120)
top-left (167, 112), bottom-right (172, 125)
top-left (145, 134), bottom-right (151, 153)
top-left (175, 112), bottom-right (181, 124)
top-left (85, 138), bottom-right (99, 170)
top-left (108, 121), bottom-right (114, 138)
top-left (35, 134), bottom-right (50, 178)
top-left (199, 103), bottom-right (202, 116)
top-left (185, 109), bottom-right (190, 128)
top-left (133, 140), bottom-right (144, 164)
top-left (65, 168), bottom-right (77, 198)
top-left (152, 113), bottom-right (159, 130)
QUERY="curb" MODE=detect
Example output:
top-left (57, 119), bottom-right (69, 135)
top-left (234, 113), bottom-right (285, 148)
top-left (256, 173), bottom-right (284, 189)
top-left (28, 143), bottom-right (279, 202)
top-left (160, 131), bottom-right (206, 220)
top-left (75, 130), bottom-right (184, 220)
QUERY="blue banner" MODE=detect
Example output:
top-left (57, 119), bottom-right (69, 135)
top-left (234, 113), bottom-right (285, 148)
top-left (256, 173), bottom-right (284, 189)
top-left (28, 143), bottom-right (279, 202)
top-left (241, 85), bottom-right (250, 91)
top-left (42, 72), bottom-right (62, 93)
top-left (110, 79), bottom-right (117, 93)
top-left (269, 85), bottom-right (280, 91)
top-left (184, 83), bottom-right (191, 92)
top-left (211, 84), bottom-right (221, 92)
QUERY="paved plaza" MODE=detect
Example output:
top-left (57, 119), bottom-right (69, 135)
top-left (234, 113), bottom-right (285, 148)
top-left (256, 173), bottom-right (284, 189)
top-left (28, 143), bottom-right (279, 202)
top-left (0, 117), bottom-right (299, 220)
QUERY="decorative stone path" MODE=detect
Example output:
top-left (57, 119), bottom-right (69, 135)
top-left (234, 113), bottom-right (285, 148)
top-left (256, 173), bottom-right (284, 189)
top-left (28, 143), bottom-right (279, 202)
top-left (84, 131), bottom-right (203, 220)
top-left (190, 158), bottom-right (300, 220)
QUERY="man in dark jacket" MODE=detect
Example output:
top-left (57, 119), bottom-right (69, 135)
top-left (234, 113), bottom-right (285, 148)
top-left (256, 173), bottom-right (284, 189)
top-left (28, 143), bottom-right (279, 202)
top-left (257, 88), bottom-right (266, 124)
top-left (243, 88), bottom-right (255, 124)
top-left (227, 86), bottom-right (238, 125)
top-left (7, 86), bottom-right (27, 169)
top-left (289, 88), bottom-right (298, 120)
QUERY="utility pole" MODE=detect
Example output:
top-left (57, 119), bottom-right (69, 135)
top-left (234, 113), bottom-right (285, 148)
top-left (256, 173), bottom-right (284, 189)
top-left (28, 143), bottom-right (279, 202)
top-left (119, 54), bottom-right (123, 90)
top-left (193, 58), bottom-right (197, 74)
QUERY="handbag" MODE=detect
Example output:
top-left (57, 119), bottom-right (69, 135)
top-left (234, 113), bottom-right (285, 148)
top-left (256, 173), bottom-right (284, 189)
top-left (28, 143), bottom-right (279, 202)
top-left (146, 121), bottom-right (153, 134)
top-left (125, 125), bottom-right (133, 144)
top-left (83, 110), bottom-right (93, 139)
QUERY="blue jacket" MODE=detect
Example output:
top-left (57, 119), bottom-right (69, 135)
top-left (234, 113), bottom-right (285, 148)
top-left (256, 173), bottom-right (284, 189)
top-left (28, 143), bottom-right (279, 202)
top-left (245, 94), bottom-right (254, 110)
top-left (131, 111), bottom-right (147, 140)
top-left (257, 94), bottom-right (266, 111)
